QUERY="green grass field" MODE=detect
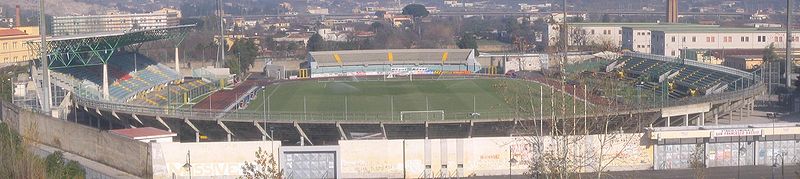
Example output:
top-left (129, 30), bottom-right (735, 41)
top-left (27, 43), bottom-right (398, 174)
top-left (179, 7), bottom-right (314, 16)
top-left (245, 78), bottom-right (585, 121)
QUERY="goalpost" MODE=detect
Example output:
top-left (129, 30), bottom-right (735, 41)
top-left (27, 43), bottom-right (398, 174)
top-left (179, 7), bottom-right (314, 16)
top-left (399, 110), bottom-right (445, 121)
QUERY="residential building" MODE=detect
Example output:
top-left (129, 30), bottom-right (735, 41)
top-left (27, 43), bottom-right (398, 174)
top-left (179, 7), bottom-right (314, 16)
top-left (274, 33), bottom-right (311, 44)
top-left (307, 7), bottom-right (330, 15)
top-left (52, 10), bottom-right (180, 36)
top-left (650, 28), bottom-right (800, 57)
top-left (538, 23), bottom-right (659, 49)
top-left (0, 27), bottom-right (39, 65)
top-left (622, 24), bottom-right (718, 53)
top-left (317, 28), bottom-right (348, 42)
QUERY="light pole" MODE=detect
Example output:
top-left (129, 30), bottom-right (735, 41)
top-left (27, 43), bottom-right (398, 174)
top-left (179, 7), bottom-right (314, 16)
top-left (773, 153), bottom-right (785, 179)
top-left (182, 150), bottom-right (192, 179)
top-left (508, 146), bottom-right (517, 179)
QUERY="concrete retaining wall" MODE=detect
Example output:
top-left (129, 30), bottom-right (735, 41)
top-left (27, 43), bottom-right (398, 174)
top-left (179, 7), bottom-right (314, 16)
top-left (0, 101), bottom-right (152, 178)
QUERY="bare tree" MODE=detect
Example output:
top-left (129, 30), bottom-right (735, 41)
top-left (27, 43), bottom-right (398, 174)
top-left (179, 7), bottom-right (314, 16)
top-left (502, 66), bottom-right (651, 178)
top-left (690, 144), bottom-right (706, 179)
top-left (240, 147), bottom-right (283, 179)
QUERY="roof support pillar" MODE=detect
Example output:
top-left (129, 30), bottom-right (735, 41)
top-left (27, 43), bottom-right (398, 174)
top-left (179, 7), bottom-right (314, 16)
top-left (254, 121), bottom-right (272, 141)
top-left (102, 63), bottom-right (109, 100)
top-left (424, 121), bottom-right (429, 139)
top-left (130, 114), bottom-right (144, 126)
top-left (155, 116), bottom-right (172, 132)
top-left (217, 120), bottom-right (234, 142)
top-left (467, 121), bottom-right (473, 138)
top-left (294, 122), bottom-right (313, 145)
top-left (380, 122), bottom-right (388, 140)
top-left (185, 119), bottom-right (200, 142)
top-left (174, 47), bottom-right (181, 75)
top-left (336, 122), bottom-right (347, 140)
top-left (666, 116), bottom-right (671, 127)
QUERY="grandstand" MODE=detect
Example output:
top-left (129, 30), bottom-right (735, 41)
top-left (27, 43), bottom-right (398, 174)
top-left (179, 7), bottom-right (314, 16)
top-left (51, 52), bottom-right (181, 102)
top-left (129, 78), bottom-right (216, 107)
top-left (304, 49), bottom-right (480, 78)
top-left (609, 53), bottom-right (751, 99)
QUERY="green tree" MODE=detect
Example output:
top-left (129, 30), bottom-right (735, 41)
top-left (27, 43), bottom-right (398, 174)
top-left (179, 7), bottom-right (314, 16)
top-left (764, 43), bottom-right (779, 62)
top-left (457, 33), bottom-right (479, 56)
top-left (240, 147), bottom-right (282, 179)
top-left (307, 33), bottom-right (325, 52)
top-left (224, 39), bottom-right (259, 75)
top-left (401, 4), bottom-right (430, 19)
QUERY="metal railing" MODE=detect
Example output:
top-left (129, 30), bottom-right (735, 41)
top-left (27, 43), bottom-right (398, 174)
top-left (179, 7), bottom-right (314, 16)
top-left (71, 53), bottom-right (766, 123)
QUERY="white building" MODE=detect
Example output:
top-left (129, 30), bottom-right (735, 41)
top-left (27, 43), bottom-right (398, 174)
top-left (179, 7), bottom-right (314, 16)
top-left (308, 7), bottom-right (330, 15)
top-left (317, 28), bottom-right (348, 42)
top-left (538, 23), bottom-right (658, 49)
top-left (622, 24), bottom-right (718, 53)
top-left (52, 10), bottom-right (180, 36)
top-left (109, 127), bottom-right (177, 143)
top-left (651, 28), bottom-right (800, 57)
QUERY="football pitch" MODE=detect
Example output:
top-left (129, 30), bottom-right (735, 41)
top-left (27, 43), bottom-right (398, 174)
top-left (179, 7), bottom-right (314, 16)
top-left (245, 78), bottom-right (585, 121)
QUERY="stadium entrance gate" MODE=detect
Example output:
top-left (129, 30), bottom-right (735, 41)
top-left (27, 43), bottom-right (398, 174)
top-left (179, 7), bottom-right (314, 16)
top-left (281, 146), bottom-right (339, 178)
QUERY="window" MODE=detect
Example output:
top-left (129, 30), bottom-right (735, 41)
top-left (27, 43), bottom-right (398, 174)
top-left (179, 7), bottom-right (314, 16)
top-left (682, 37), bottom-right (686, 42)
top-left (591, 30), bottom-right (595, 34)
top-left (672, 36), bottom-right (676, 42)
top-left (706, 37), bottom-right (711, 42)
top-left (619, 30), bottom-right (622, 34)
top-left (757, 36), bottom-right (767, 42)
top-left (671, 51), bottom-right (676, 56)
top-left (692, 36), bottom-right (696, 42)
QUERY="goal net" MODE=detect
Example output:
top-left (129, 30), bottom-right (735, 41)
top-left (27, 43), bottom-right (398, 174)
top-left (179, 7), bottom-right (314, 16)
top-left (399, 110), bottom-right (445, 121)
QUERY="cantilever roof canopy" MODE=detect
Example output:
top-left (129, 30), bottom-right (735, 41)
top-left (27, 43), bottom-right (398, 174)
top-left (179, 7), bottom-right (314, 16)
top-left (26, 24), bottom-right (194, 69)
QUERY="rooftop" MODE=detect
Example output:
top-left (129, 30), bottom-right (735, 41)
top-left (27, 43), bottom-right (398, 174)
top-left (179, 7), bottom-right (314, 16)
top-left (0, 29), bottom-right (27, 37)
top-left (109, 127), bottom-right (176, 140)
top-left (308, 49), bottom-right (474, 66)
top-left (654, 27), bottom-right (799, 33)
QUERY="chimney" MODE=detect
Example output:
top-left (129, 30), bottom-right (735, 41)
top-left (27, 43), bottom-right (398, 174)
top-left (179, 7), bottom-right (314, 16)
top-left (15, 5), bottom-right (21, 27)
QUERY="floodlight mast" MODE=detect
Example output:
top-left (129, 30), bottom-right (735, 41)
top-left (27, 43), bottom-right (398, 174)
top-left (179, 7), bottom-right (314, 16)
top-left (39, 0), bottom-right (52, 113)
top-left (787, 0), bottom-right (793, 87)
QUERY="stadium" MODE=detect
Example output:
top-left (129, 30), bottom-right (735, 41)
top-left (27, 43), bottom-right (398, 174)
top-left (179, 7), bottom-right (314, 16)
top-left (6, 25), bottom-right (760, 145)
top-left (0, 24), bottom-right (773, 178)
top-left (12, 28), bottom-right (752, 145)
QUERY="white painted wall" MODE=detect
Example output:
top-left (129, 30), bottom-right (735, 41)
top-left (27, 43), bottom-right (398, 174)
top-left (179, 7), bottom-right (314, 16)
top-left (151, 141), bottom-right (282, 179)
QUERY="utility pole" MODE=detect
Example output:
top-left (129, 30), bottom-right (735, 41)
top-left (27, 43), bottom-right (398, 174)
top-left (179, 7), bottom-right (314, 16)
top-left (39, 0), bottom-right (51, 114)
top-left (217, 0), bottom-right (226, 68)
top-left (787, 0), bottom-right (793, 88)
